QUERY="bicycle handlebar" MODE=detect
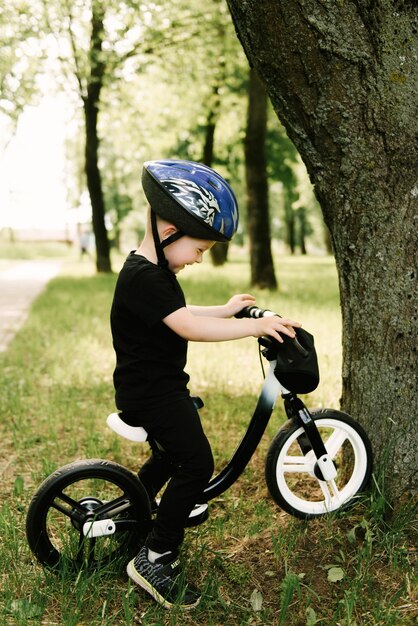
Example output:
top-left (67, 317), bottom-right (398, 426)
top-left (234, 305), bottom-right (277, 319)
top-left (235, 306), bottom-right (309, 357)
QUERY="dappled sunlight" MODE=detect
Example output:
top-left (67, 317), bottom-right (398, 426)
top-left (47, 334), bottom-right (114, 389)
top-left (185, 255), bottom-right (342, 410)
top-left (187, 337), bottom-right (260, 396)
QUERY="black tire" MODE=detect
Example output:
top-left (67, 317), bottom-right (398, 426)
top-left (26, 459), bottom-right (152, 571)
top-left (265, 409), bottom-right (373, 519)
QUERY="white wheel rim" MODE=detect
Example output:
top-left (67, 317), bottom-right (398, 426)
top-left (275, 417), bottom-right (368, 515)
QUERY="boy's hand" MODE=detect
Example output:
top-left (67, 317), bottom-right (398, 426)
top-left (252, 316), bottom-right (302, 342)
top-left (225, 294), bottom-right (256, 317)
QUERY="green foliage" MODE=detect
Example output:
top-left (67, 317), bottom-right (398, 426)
top-left (1, 0), bottom-right (330, 257)
top-left (0, 0), bottom-right (44, 137)
top-left (0, 239), bottom-right (72, 260)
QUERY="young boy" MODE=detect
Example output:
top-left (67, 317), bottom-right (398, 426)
top-left (110, 160), bottom-right (300, 609)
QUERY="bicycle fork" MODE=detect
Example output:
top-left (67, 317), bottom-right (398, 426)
top-left (283, 395), bottom-right (338, 483)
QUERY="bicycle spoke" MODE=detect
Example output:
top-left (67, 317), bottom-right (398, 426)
top-left (324, 429), bottom-right (348, 458)
top-left (51, 492), bottom-right (87, 519)
top-left (318, 480), bottom-right (334, 507)
top-left (86, 537), bottom-right (97, 567)
top-left (92, 495), bottom-right (133, 518)
top-left (76, 531), bottom-right (86, 566)
top-left (328, 479), bottom-right (342, 503)
top-left (282, 455), bottom-right (314, 473)
top-left (318, 478), bottom-right (342, 507)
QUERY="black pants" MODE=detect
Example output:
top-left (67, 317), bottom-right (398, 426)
top-left (122, 397), bottom-right (214, 553)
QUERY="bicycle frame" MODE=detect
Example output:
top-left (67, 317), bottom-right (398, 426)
top-left (202, 357), bottom-right (337, 502)
top-left (203, 360), bottom-right (281, 500)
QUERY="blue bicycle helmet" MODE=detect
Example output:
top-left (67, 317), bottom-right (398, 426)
top-left (142, 160), bottom-right (239, 243)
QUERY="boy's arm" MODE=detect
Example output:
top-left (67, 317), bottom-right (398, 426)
top-left (187, 294), bottom-right (256, 319)
top-left (163, 307), bottom-right (301, 343)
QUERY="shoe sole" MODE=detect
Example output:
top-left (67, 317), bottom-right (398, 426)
top-left (126, 561), bottom-right (200, 610)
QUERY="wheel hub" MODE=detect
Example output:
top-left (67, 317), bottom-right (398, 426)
top-left (71, 496), bottom-right (103, 531)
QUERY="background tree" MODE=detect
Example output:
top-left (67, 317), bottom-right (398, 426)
top-left (266, 117), bottom-right (300, 254)
top-left (3, 1), bottom-right (335, 263)
top-left (82, 0), bottom-right (110, 272)
top-left (43, 0), bottom-right (205, 272)
top-left (292, 155), bottom-right (321, 255)
top-left (226, 0), bottom-right (418, 499)
top-left (98, 0), bottom-right (248, 263)
top-left (245, 67), bottom-right (277, 288)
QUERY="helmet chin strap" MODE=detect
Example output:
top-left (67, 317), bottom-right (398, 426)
top-left (150, 209), bottom-right (185, 269)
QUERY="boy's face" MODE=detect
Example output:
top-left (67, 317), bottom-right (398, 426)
top-left (165, 236), bottom-right (215, 274)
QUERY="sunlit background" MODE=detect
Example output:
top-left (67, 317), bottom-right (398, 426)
top-left (0, 3), bottom-right (327, 256)
top-left (0, 95), bottom-right (87, 236)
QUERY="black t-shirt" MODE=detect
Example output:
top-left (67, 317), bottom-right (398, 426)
top-left (110, 253), bottom-right (190, 410)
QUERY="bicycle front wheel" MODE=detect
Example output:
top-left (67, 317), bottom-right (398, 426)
top-left (26, 459), bottom-right (152, 572)
top-left (265, 409), bottom-right (372, 519)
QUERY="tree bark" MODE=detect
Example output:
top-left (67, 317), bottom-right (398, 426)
top-left (245, 67), bottom-right (277, 289)
top-left (83, 1), bottom-right (111, 273)
top-left (227, 0), bottom-right (418, 497)
top-left (84, 98), bottom-right (111, 273)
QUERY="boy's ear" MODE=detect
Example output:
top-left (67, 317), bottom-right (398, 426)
top-left (161, 224), bottom-right (179, 241)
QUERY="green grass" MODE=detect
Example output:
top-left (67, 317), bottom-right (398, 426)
top-left (0, 240), bottom-right (74, 261)
top-left (0, 251), bottom-right (416, 625)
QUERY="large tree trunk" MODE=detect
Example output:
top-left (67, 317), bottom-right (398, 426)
top-left (245, 67), bottom-right (277, 289)
top-left (227, 1), bottom-right (418, 497)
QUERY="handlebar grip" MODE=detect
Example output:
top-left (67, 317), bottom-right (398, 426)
top-left (235, 305), bottom-right (277, 319)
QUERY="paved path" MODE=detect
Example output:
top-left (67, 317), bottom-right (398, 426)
top-left (0, 260), bottom-right (62, 352)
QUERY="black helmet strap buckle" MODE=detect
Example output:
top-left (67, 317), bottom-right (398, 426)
top-left (150, 209), bottom-right (185, 269)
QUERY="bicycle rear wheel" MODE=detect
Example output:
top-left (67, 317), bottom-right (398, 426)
top-left (26, 459), bottom-right (151, 572)
top-left (265, 409), bottom-right (372, 519)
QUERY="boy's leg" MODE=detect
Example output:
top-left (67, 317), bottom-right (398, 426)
top-left (137, 442), bottom-right (176, 503)
top-left (127, 397), bottom-right (213, 608)
top-left (120, 411), bottom-right (176, 501)
top-left (143, 397), bottom-right (214, 553)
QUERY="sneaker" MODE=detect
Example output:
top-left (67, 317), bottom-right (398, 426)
top-left (127, 546), bottom-right (200, 609)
